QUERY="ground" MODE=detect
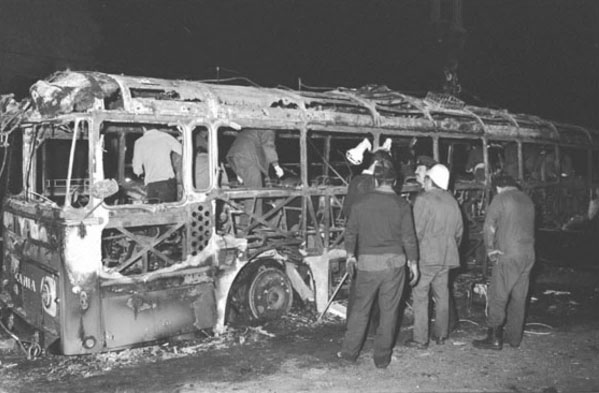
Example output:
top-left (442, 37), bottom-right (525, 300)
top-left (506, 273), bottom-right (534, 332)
top-left (0, 263), bottom-right (598, 393)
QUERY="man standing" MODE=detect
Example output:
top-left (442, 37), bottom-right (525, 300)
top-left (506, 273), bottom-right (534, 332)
top-left (132, 128), bottom-right (182, 203)
top-left (226, 129), bottom-right (284, 224)
top-left (406, 164), bottom-right (463, 348)
top-left (473, 174), bottom-right (535, 350)
top-left (226, 128), bottom-right (284, 187)
top-left (338, 159), bottom-right (419, 368)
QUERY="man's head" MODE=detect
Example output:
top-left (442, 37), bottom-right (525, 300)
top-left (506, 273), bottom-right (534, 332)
top-left (195, 129), bottom-right (209, 152)
top-left (415, 155), bottom-right (437, 186)
top-left (360, 149), bottom-right (393, 175)
top-left (492, 174), bottom-right (519, 193)
top-left (373, 158), bottom-right (397, 186)
top-left (425, 164), bottom-right (450, 191)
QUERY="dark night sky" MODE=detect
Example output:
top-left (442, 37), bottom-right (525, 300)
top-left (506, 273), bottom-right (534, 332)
top-left (0, 0), bottom-right (598, 127)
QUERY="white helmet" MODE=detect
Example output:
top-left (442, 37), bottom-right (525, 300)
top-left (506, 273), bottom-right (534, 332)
top-left (427, 164), bottom-right (450, 190)
top-left (345, 138), bottom-right (372, 165)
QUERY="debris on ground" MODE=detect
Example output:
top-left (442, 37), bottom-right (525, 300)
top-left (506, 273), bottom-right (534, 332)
top-left (543, 290), bottom-right (571, 296)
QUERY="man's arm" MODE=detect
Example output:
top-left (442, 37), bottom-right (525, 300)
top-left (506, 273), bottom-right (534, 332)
top-left (132, 139), bottom-right (143, 176)
top-left (400, 202), bottom-right (419, 262)
top-left (412, 196), bottom-right (428, 242)
top-left (455, 203), bottom-right (464, 246)
top-left (261, 130), bottom-right (280, 166)
top-left (483, 196), bottom-right (501, 257)
top-left (344, 206), bottom-right (359, 257)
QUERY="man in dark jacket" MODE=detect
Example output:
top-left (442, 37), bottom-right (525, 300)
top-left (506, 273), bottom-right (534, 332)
top-left (406, 164), bottom-right (463, 348)
top-left (338, 159), bottom-right (419, 368)
top-left (473, 174), bottom-right (535, 350)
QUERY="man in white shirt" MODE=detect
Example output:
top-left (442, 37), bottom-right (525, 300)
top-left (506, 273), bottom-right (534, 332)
top-left (132, 128), bottom-right (182, 203)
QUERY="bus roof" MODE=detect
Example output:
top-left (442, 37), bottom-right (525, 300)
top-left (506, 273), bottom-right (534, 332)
top-left (10, 70), bottom-right (599, 148)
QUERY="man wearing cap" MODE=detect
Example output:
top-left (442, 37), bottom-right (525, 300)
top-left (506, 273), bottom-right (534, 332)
top-left (132, 128), bottom-right (182, 203)
top-left (406, 164), bottom-right (463, 349)
top-left (338, 158), bottom-right (419, 368)
top-left (473, 175), bottom-right (535, 350)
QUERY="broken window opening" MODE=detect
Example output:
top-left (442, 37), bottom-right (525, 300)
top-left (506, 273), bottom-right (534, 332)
top-left (439, 138), bottom-right (484, 183)
top-left (101, 224), bottom-right (187, 277)
top-left (31, 121), bottom-right (90, 207)
top-left (307, 131), bottom-right (371, 187)
top-left (383, 135), bottom-right (434, 185)
top-left (101, 122), bottom-right (183, 206)
top-left (523, 143), bottom-right (558, 182)
top-left (218, 127), bottom-right (301, 235)
top-left (559, 147), bottom-right (587, 181)
top-left (192, 126), bottom-right (213, 191)
top-left (487, 140), bottom-right (519, 179)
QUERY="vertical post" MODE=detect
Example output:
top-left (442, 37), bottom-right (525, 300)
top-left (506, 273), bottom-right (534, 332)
top-left (40, 134), bottom-right (47, 195)
top-left (118, 131), bottom-right (126, 182)
top-left (300, 127), bottom-right (308, 244)
top-left (517, 142), bottom-right (524, 181)
top-left (433, 136), bottom-right (439, 162)
top-left (323, 135), bottom-right (331, 179)
top-left (482, 138), bottom-right (489, 277)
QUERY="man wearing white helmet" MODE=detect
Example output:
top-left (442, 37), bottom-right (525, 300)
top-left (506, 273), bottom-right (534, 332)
top-left (406, 164), bottom-right (463, 349)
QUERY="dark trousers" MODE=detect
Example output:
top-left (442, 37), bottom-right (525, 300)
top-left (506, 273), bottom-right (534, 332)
top-left (412, 265), bottom-right (450, 344)
top-left (487, 255), bottom-right (534, 346)
top-left (341, 267), bottom-right (405, 363)
top-left (146, 178), bottom-right (177, 203)
top-left (347, 279), bottom-right (379, 335)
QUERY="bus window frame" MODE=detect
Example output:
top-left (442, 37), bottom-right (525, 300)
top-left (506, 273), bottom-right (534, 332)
top-left (99, 121), bottom-right (185, 209)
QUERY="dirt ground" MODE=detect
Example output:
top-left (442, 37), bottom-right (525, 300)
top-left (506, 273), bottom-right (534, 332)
top-left (0, 264), bottom-right (598, 393)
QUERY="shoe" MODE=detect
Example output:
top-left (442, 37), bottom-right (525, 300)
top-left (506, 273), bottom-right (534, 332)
top-left (404, 339), bottom-right (429, 350)
top-left (336, 351), bottom-right (357, 363)
top-left (504, 334), bottom-right (521, 348)
top-left (433, 336), bottom-right (447, 345)
top-left (472, 328), bottom-right (503, 350)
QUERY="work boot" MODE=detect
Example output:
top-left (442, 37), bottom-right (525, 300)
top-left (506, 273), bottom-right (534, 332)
top-left (472, 328), bottom-right (503, 350)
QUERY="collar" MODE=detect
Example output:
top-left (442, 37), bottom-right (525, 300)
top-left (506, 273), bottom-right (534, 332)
top-left (376, 184), bottom-right (395, 193)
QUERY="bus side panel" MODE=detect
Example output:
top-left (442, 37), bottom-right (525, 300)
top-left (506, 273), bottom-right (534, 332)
top-left (100, 277), bottom-right (216, 350)
top-left (1, 211), bottom-right (62, 344)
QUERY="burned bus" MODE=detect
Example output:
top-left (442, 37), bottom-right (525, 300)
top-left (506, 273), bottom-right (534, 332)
top-left (0, 71), bottom-right (597, 355)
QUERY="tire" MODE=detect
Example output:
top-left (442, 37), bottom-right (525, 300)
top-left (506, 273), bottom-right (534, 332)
top-left (247, 266), bottom-right (293, 321)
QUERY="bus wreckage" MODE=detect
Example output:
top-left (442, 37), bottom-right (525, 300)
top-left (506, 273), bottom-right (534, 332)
top-left (0, 71), bottom-right (597, 355)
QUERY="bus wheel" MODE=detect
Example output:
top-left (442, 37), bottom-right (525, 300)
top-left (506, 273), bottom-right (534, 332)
top-left (248, 267), bottom-right (293, 321)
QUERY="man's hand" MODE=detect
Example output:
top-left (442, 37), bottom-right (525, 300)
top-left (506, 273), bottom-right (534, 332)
top-left (407, 260), bottom-right (419, 286)
top-left (274, 165), bottom-right (284, 178)
top-left (236, 175), bottom-right (244, 185)
top-left (487, 249), bottom-right (503, 263)
top-left (346, 255), bottom-right (357, 281)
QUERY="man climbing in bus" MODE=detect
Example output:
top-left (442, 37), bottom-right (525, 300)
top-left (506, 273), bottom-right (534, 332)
top-left (473, 174), bottom-right (535, 350)
top-left (226, 129), bottom-right (284, 225)
top-left (132, 128), bottom-right (182, 203)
